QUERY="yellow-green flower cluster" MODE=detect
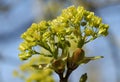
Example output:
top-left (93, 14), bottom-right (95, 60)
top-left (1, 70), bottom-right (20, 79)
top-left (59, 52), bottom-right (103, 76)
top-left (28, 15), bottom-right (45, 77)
top-left (19, 21), bottom-right (52, 60)
top-left (19, 5), bottom-right (109, 60)
top-left (83, 10), bottom-right (109, 37)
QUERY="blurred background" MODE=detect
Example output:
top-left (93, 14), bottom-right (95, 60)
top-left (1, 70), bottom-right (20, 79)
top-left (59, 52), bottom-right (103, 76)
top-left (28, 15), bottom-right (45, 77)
top-left (0, 0), bottom-right (120, 82)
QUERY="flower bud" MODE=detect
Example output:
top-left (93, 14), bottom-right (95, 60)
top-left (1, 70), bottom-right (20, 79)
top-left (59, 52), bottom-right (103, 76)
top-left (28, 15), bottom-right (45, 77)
top-left (19, 42), bottom-right (28, 51)
top-left (72, 48), bottom-right (85, 63)
top-left (66, 28), bottom-right (73, 35)
top-left (26, 52), bottom-right (32, 58)
top-left (94, 17), bottom-right (102, 27)
top-left (86, 12), bottom-right (94, 21)
top-left (98, 24), bottom-right (109, 36)
top-left (67, 48), bottom-right (85, 70)
top-left (38, 21), bottom-right (48, 30)
top-left (19, 53), bottom-right (28, 60)
top-left (84, 28), bottom-right (93, 36)
top-left (52, 59), bottom-right (65, 73)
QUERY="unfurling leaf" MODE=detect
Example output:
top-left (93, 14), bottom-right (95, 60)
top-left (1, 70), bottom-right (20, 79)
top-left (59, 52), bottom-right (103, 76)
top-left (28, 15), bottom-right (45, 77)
top-left (78, 56), bottom-right (104, 65)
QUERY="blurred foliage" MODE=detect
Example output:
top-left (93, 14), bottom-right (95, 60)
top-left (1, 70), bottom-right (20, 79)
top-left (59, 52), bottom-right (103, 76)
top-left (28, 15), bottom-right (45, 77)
top-left (13, 55), bottom-right (55, 82)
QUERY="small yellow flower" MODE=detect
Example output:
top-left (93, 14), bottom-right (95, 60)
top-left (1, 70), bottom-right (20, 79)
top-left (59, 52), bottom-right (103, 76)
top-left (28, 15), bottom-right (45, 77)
top-left (98, 24), bottom-right (109, 36)
top-left (84, 28), bottom-right (93, 36)
top-left (19, 42), bottom-right (28, 51)
top-left (38, 21), bottom-right (48, 30)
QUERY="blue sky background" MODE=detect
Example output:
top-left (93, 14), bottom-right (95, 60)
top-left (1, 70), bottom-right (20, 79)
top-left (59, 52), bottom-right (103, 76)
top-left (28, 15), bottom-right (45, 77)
top-left (0, 0), bottom-right (120, 82)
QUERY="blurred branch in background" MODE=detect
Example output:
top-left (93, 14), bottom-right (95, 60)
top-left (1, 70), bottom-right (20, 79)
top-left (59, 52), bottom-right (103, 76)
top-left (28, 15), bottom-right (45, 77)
top-left (0, 3), bottom-right (11, 12)
top-left (33, 0), bottom-right (67, 22)
top-left (33, 0), bottom-right (120, 20)
top-left (86, 0), bottom-right (120, 8)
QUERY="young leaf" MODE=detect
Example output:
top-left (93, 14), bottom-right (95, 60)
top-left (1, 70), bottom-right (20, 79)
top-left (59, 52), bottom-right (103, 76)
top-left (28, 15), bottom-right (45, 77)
top-left (79, 73), bottom-right (87, 82)
top-left (78, 56), bottom-right (104, 65)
